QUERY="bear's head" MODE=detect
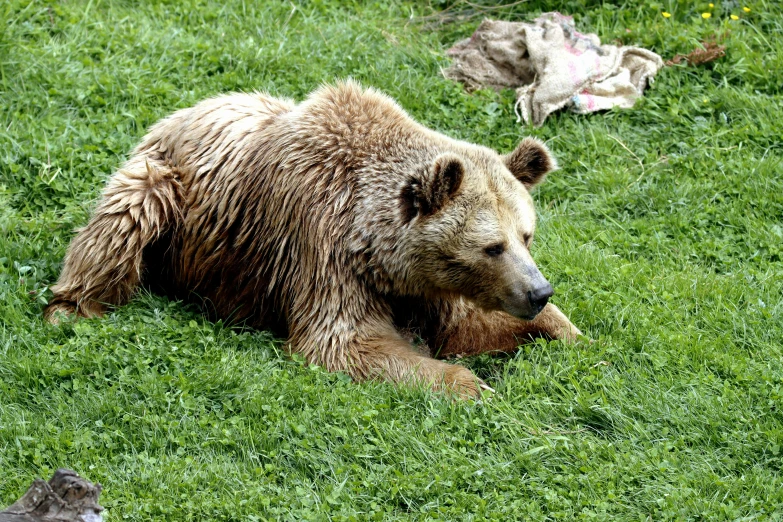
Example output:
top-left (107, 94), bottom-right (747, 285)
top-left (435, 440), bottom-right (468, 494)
top-left (398, 137), bottom-right (557, 320)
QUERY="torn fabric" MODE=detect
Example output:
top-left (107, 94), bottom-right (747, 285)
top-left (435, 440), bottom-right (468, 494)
top-left (443, 13), bottom-right (664, 126)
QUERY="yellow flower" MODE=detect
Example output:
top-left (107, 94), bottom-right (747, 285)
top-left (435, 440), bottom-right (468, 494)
top-left (731, 14), bottom-right (739, 20)
top-left (709, 3), bottom-right (714, 7)
top-left (702, 12), bottom-right (712, 18)
top-left (743, 6), bottom-right (751, 12)
top-left (662, 11), bottom-right (672, 18)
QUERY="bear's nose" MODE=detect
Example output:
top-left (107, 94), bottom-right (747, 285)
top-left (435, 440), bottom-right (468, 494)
top-left (527, 283), bottom-right (553, 313)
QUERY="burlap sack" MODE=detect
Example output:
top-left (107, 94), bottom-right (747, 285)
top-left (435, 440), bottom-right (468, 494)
top-left (444, 13), bottom-right (663, 126)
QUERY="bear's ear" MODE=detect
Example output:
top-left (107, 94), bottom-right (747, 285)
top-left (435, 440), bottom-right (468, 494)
top-left (401, 154), bottom-right (464, 221)
top-left (503, 137), bottom-right (557, 190)
top-left (427, 154), bottom-right (464, 212)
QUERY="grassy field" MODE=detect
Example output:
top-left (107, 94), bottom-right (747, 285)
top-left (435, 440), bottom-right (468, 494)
top-left (2, 0), bottom-right (782, 519)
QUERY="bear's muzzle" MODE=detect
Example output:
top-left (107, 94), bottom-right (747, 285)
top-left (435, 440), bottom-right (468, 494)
top-left (501, 264), bottom-right (553, 320)
top-left (527, 283), bottom-right (554, 315)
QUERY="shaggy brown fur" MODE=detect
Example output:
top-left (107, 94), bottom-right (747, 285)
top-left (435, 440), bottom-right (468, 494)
top-left (45, 81), bottom-right (582, 398)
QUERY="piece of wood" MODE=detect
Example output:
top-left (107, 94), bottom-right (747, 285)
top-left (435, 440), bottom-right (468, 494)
top-left (0, 469), bottom-right (102, 522)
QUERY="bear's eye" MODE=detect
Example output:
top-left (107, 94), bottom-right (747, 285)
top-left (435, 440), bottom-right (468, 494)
top-left (484, 243), bottom-right (505, 257)
top-left (523, 233), bottom-right (533, 247)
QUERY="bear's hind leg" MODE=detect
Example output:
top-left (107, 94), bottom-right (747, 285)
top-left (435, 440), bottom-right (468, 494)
top-left (45, 157), bottom-right (182, 322)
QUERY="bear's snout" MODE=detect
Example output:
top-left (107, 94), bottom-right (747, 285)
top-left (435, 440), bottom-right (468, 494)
top-left (527, 283), bottom-right (553, 314)
top-left (500, 263), bottom-right (553, 320)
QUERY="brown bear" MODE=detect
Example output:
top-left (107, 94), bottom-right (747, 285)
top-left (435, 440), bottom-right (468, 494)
top-left (45, 81), bottom-right (582, 398)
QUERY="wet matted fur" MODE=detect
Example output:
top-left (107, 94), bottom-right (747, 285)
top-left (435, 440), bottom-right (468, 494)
top-left (45, 81), bottom-right (581, 398)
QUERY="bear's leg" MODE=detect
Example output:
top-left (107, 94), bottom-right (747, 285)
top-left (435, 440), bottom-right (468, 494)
top-left (433, 302), bottom-right (582, 358)
top-left (291, 322), bottom-right (485, 398)
top-left (525, 303), bottom-right (583, 341)
top-left (45, 156), bottom-right (182, 323)
top-left (351, 334), bottom-right (485, 398)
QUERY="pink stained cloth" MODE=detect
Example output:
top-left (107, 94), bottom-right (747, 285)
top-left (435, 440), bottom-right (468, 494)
top-left (443, 13), bottom-right (664, 126)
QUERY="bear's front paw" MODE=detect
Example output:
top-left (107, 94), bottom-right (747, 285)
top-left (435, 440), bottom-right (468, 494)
top-left (540, 303), bottom-right (584, 343)
top-left (559, 322), bottom-right (583, 342)
top-left (441, 365), bottom-right (485, 400)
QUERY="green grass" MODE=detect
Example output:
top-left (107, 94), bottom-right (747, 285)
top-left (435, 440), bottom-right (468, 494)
top-left (2, 0), bottom-right (782, 519)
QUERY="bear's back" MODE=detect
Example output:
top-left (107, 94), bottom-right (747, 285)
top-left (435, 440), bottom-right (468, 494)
top-left (136, 92), bottom-right (295, 187)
